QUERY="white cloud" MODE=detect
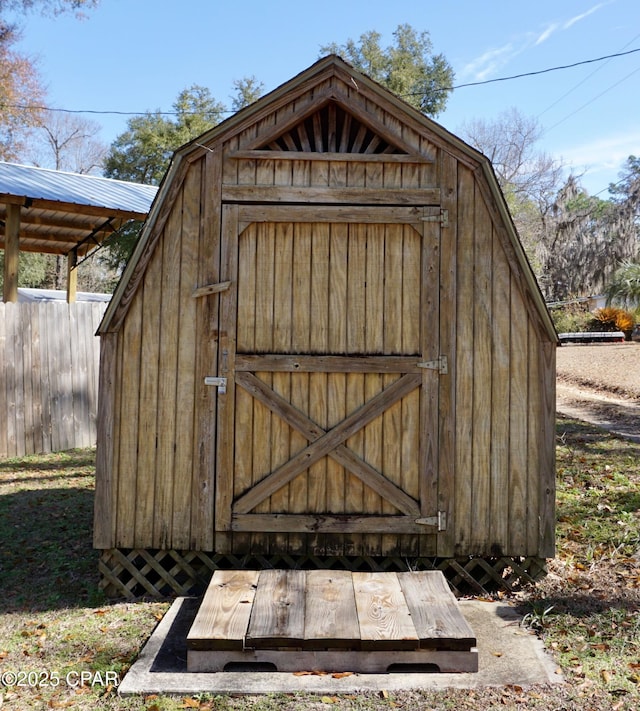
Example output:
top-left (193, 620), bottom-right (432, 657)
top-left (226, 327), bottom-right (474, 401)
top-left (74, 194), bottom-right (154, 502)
top-left (563, 2), bottom-right (611, 30)
top-left (461, 2), bottom-right (611, 80)
top-left (461, 42), bottom-right (515, 80)
top-left (535, 23), bottom-right (559, 46)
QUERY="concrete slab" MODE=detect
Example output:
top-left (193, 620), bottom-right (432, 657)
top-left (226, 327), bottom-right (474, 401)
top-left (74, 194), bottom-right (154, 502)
top-left (119, 596), bottom-right (563, 696)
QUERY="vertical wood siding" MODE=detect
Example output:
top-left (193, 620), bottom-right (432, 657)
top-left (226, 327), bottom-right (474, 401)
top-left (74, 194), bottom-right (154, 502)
top-left (96, 72), bottom-right (555, 558)
top-left (0, 302), bottom-right (105, 459)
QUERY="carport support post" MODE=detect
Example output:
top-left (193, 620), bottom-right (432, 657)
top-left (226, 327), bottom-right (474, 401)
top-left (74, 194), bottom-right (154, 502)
top-left (3, 203), bottom-right (20, 303)
top-left (66, 249), bottom-right (78, 303)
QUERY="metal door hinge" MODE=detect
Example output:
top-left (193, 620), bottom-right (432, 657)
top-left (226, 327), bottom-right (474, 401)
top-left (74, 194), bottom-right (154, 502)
top-left (415, 511), bottom-right (447, 532)
top-left (422, 208), bottom-right (449, 227)
top-left (204, 376), bottom-right (227, 394)
top-left (417, 355), bottom-right (448, 374)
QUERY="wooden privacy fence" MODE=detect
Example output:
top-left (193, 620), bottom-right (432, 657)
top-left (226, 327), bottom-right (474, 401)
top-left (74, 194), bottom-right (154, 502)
top-left (0, 301), bottom-right (107, 458)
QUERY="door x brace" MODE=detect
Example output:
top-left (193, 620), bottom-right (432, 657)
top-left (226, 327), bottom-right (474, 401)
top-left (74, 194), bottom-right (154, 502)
top-left (233, 371), bottom-right (422, 516)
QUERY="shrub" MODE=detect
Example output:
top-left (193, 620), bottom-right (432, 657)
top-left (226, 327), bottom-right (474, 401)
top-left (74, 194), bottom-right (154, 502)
top-left (550, 303), bottom-right (593, 333)
top-left (590, 306), bottom-right (635, 338)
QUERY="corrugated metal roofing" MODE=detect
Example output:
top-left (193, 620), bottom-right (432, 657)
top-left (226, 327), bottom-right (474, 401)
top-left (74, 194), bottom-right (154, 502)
top-left (0, 162), bottom-right (157, 213)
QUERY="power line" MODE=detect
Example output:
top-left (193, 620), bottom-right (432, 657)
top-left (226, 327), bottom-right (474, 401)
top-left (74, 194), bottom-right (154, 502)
top-left (543, 64), bottom-right (640, 134)
top-left (5, 46), bottom-right (640, 117)
top-left (536, 33), bottom-right (640, 119)
top-left (440, 46), bottom-right (640, 92)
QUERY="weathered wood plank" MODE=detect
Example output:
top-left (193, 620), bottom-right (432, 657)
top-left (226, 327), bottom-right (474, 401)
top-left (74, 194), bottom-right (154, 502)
top-left (326, 223), bottom-right (348, 544)
top-left (188, 647), bottom-right (478, 673)
top-left (154, 198), bottom-right (182, 549)
top-left (172, 162), bottom-right (201, 549)
top-left (288, 220), bottom-right (312, 552)
top-left (381, 224), bottom-right (404, 556)
top-left (435, 152), bottom-right (457, 558)
top-left (308, 222), bottom-right (330, 549)
top-left (246, 570), bottom-right (306, 648)
top-left (303, 570), bottom-right (360, 648)
top-left (344, 224), bottom-right (366, 554)
top-left (235, 202), bottom-right (432, 223)
top-left (352, 572), bottom-right (418, 650)
top-left (509, 277), bottom-right (529, 553)
top-left (235, 354), bottom-right (421, 372)
top-left (539, 340), bottom-right (557, 557)
top-left (0, 305), bottom-right (8, 457)
top-left (215, 205), bottom-right (240, 551)
top-left (3, 304), bottom-right (18, 457)
top-left (135, 249), bottom-right (162, 548)
top-left (364, 225), bottom-right (384, 553)
top-left (251, 223), bottom-right (276, 553)
top-left (453, 166), bottom-right (475, 556)
top-left (93, 331), bottom-right (117, 548)
top-left (187, 570), bottom-right (260, 650)
top-left (527, 319), bottom-right (541, 555)
top-left (270, 221), bottom-right (294, 552)
top-left (471, 198), bottom-right (492, 550)
top-left (21, 303), bottom-right (35, 455)
top-left (191, 149), bottom-right (222, 550)
top-left (490, 230), bottom-right (511, 555)
top-left (228, 150), bottom-right (435, 164)
top-left (191, 281), bottom-right (231, 298)
top-left (398, 572), bottom-right (476, 650)
top-left (115, 292), bottom-right (142, 548)
top-left (232, 514), bottom-right (439, 534)
top-left (38, 304), bottom-right (53, 454)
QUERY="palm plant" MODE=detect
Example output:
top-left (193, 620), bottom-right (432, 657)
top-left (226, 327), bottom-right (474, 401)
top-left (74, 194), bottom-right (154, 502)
top-left (606, 261), bottom-right (640, 309)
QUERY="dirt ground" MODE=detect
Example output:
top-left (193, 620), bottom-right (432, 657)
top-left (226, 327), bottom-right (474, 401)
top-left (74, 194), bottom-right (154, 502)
top-left (556, 342), bottom-right (640, 440)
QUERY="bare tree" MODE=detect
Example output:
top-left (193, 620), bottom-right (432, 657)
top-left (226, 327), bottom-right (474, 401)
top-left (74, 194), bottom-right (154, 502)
top-left (25, 110), bottom-right (107, 173)
top-left (459, 108), bottom-right (564, 270)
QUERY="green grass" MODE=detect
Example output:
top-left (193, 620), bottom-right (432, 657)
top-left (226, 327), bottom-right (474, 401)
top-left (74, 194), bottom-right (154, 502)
top-left (1, 419), bottom-right (639, 710)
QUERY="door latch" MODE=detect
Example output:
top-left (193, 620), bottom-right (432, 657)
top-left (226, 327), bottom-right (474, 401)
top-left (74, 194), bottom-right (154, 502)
top-left (204, 376), bottom-right (227, 394)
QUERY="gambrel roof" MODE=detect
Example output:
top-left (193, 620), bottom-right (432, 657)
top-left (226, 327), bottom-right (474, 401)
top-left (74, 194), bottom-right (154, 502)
top-left (100, 55), bottom-right (556, 341)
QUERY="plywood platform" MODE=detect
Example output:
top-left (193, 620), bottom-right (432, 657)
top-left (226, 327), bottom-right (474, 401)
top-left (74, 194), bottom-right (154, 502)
top-left (187, 570), bottom-right (478, 673)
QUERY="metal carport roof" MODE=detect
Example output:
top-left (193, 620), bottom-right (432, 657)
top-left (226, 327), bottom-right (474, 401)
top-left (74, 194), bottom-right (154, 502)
top-left (0, 161), bottom-right (157, 302)
top-left (0, 161), bottom-right (157, 257)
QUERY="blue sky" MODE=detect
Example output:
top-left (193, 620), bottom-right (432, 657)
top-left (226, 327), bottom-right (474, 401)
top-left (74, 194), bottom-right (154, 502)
top-left (9, 0), bottom-right (640, 195)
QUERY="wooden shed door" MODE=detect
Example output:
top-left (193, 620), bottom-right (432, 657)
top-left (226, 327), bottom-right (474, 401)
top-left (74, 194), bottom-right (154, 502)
top-left (214, 204), bottom-right (444, 547)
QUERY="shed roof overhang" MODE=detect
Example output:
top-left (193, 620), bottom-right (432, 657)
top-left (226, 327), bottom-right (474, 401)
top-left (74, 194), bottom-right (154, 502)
top-left (0, 162), bottom-right (157, 302)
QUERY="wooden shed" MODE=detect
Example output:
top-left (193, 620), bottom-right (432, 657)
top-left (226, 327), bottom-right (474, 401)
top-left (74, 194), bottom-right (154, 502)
top-left (94, 56), bottom-right (557, 598)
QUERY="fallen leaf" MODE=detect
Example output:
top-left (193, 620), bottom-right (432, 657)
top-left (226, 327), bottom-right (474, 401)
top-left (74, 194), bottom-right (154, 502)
top-left (180, 699), bottom-right (201, 708)
top-left (380, 689), bottom-right (389, 699)
top-left (332, 671), bottom-right (354, 679)
top-left (491, 650), bottom-right (503, 657)
top-left (48, 699), bottom-right (75, 709)
top-left (601, 669), bottom-right (613, 683)
top-left (320, 696), bottom-right (337, 704)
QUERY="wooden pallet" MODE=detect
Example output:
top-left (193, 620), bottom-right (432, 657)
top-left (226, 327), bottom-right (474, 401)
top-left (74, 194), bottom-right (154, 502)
top-left (187, 569), bottom-right (478, 673)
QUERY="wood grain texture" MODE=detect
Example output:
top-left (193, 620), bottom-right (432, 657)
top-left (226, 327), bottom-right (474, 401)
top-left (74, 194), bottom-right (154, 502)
top-left (303, 570), bottom-right (360, 647)
top-left (352, 572), bottom-right (418, 650)
top-left (246, 569), bottom-right (306, 648)
top-left (398, 571), bottom-right (476, 649)
top-left (187, 570), bottom-right (260, 650)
